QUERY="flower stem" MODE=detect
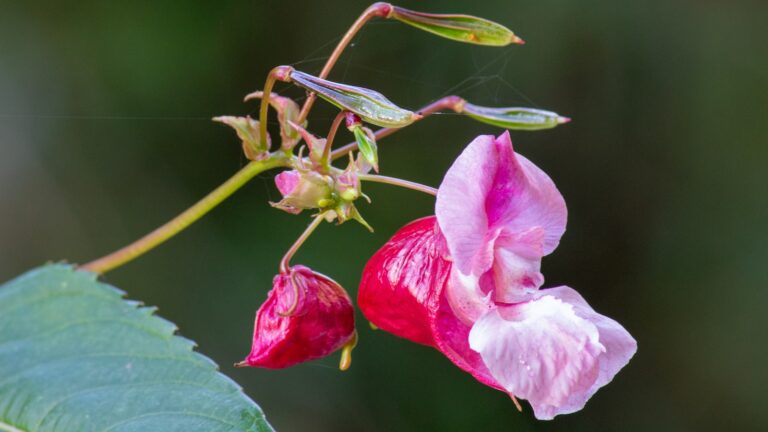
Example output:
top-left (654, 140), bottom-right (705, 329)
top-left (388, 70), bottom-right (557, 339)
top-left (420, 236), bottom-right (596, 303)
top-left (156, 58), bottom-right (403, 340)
top-left (258, 66), bottom-right (294, 146)
top-left (358, 173), bottom-right (437, 196)
top-left (322, 111), bottom-right (348, 170)
top-left (279, 213), bottom-right (326, 273)
top-left (330, 95), bottom-right (466, 160)
top-left (81, 155), bottom-right (289, 274)
top-left (297, 2), bottom-right (393, 123)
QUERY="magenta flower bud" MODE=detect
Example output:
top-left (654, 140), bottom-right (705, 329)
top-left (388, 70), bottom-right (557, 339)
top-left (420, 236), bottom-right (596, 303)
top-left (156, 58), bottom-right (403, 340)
top-left (272, 169), bottom-right (333, 214)
top-left (240, 265), bottom-right (355, 369)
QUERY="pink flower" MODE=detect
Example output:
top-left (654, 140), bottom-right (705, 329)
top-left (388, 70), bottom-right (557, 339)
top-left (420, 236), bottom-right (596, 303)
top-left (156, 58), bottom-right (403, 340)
top-left (358, 132), bottom-right (636, 419)
top-left (240, 265), bottom-right (355, 369)
top-left (272, 169), bottom-right (333, 215)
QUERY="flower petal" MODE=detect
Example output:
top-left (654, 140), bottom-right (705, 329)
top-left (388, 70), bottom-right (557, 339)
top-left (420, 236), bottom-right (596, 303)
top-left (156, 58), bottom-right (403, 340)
top-left (468, 295), bottom-right (603, 419)
top-left (536, 286), bottom-right (638, 417)
top-left (358, 217), bottom-right (449, 346)
top-left (436, 132), bottom-right (567, 277)
top-left (431, 274), bottom-right (502, 390)
top-left (435, 134), bottom-right (496, 274)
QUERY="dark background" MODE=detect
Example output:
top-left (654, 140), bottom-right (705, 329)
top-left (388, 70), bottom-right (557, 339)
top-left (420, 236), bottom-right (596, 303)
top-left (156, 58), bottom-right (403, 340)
top-left (1, 1), bottom-right (766, 430)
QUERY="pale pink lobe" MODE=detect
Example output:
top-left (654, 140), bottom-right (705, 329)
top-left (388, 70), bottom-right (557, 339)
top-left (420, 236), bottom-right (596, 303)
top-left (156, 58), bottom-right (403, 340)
top-left (468, 287), bottom-right (636, 420)
top-left (436, 131), bottom-right (567, 307)
top-left (358, 217), bottom-right (449, 346)
top-left (275, 170), bottom-right (300, 196)
top-left (430, 279), bottom-right (503, 390)
top-left (242, 265), bottom-right (355, 369)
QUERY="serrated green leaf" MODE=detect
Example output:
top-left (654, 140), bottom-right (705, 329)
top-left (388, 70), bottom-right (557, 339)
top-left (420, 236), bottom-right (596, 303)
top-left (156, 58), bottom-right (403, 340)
top-left (0, 264), bottom-right (273, 432)
top-left (462, 103), bottom-right (571, 130)
top-left (391, 7), bottom-right (523, 46)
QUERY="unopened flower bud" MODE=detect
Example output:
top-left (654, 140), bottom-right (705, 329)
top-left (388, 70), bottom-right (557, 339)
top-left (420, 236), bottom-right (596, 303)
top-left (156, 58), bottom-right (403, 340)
top-left (272, 170), bottom-right (333, 214)
top-left (239, 265), bottom-right (355, 369)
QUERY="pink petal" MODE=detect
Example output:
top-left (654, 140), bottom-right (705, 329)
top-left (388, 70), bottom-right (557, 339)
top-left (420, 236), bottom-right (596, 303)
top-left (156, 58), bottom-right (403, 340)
top-left (275, 170), bottom-right (300, 197)
top-left (536, 286), bottom-right (638, 417)
top-left (468, 295), bottom-right (603, 420)
top-left (435, 134), bottom-right (496, 274)
top-left (358, 217), bottom-right (450, 346)
top-left (431, 273), bottom-right (503, 390)
top-left (242, 265), bottom-right (355, 369)
top-left (435, 132), bottom-right (567, 277)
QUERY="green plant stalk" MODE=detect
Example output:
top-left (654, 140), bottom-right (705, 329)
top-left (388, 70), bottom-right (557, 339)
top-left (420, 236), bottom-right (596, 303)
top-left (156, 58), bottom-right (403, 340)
top-left (297, 2), bottom-right (393, 123)
top-left (278, 213), bottom-right (326, 273)
top-left (358, 173), bottom-right (438, 196)
top-left (80, 155), bottom-right (289, 274)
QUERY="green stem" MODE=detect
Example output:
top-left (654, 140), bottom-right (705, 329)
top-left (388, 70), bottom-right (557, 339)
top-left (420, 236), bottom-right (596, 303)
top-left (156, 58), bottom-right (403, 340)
top-left (279, 213), bottom-right (326, 273)
top-left (297, 2), bottom-right (393, 123)
top-left (81, 155), bottom-right (289, 274)
top-left (358, 173), bottom-right (438, 196)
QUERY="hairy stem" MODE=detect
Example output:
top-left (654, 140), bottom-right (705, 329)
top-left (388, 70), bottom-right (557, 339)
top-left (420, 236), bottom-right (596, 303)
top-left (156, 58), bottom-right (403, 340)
top-left (297, 2), bottom-right (393, 123)
top-left (81, 155), bottom-right (289, 274)
top-left (330, 95), bottom-right (465, 160)
top-left (358, 173), bottom-right (438, 196)
top-left (279, 213), bottom-right (326, 273)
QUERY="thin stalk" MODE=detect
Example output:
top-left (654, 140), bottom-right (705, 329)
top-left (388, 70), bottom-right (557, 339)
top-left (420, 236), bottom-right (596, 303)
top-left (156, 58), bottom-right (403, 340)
top-left (81, 155), bottom-right (289, 274)
top-left (322, 111), bottom-right (348, 170)
top-left (258, 66), bottom-right (294, 146)
top-left (279, 213), bottom-right (326, 273)
top-left (297, 2), bottom-right (393, 123)
top-left (330, 95), bottom-right (465, 160)
top-left (358, 173), bottom-right (437, 196)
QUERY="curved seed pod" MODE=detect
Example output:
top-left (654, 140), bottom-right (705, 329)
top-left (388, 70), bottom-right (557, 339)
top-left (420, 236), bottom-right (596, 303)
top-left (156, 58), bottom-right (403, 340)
top-left (289, 70), bottom-right (419, 128)
top-left (390, 6), bottom-right (523, 46)
top-left (461, 103), bottom-right (571, 131)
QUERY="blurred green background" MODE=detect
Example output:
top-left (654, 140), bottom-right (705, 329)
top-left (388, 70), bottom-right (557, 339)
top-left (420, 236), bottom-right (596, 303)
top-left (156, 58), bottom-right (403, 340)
top-left (1, 0), bottom-right (766, 430)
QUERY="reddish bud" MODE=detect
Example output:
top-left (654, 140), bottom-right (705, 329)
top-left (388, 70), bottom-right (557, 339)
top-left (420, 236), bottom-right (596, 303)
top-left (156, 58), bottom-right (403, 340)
top-left (240, 265), bottom-right (355, 369)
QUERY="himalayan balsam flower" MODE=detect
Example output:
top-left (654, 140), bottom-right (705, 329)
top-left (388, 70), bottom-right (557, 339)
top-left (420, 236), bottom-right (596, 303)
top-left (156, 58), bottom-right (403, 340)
top-left (358, 132), bottom-right (636, 419)
top-left (240, 265), bottom-right (355, 369)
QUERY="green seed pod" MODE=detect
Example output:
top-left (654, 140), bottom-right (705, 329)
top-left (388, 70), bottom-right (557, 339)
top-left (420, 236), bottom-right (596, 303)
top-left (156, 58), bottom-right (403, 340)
top-left (461, 103), bottom-right (570, 131)
top-left (390, 6), bottom-right (523, 46)
top-left (289, 70), bottom-right (419, 128)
